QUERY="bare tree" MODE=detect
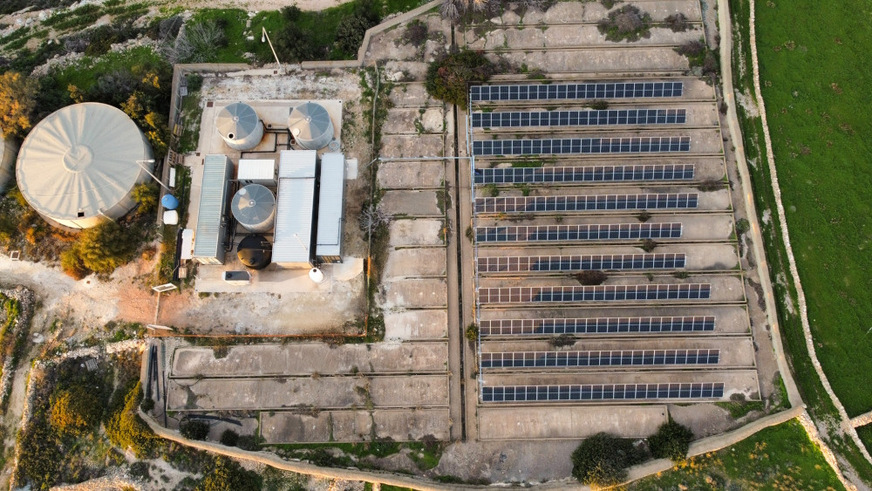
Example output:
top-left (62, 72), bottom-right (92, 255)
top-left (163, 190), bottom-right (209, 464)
top-left (359, 203), bottom-right (391, 235)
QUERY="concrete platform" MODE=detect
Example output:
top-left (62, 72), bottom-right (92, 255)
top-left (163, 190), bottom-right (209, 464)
top-left (492, 47), bottom-right (688, 75)
top-left (377, 160), bottom-right (445, 189)
top-left (382, 134), bottom-right (444, 158)
top-left (385, 310), bottom-right (449, 340)
top-left (467, 25), bottom-right (703, 51)
top-left (170, 342), bottom-right (449, 378)
top-left (477, 405), bottom-right (668, 440)
top-left (195, 258), bottom-right (364, 294)
top-left (261, 409), bottom-right (451, 443)
top-left (383, 107), bottom-right (444, 134)
top-left (381, 190), bottom-right (442, 216)
top-left (166, 375), bottom-right (449, 411)
top-left (381, 278), bottom-right (448, 309)
top-left (384, 248), bottom-right (447, 279)
top-left (528, 0), bottom-right (703, 25)
top-left (389, 219), bottom-right (445, 247)
top-left (388, 83), bottom-right (440, 108)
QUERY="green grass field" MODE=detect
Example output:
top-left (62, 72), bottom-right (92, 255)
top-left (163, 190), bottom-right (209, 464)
top-left (629, 419), bottom-right (843, 490)
top-left (753, 2), bottom-right (872, 418)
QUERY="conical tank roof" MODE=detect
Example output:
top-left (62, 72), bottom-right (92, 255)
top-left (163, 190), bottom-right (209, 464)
top-left (15, 102), bottom-right (152, 228)
top-left (216, 102), bottom-right (264, 150)
top-left (288, 102), bottom-right (334, 150)
top-left (231, 184), bottom-right (276, 233)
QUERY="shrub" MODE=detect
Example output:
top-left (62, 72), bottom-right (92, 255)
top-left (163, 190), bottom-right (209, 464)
top-left (132, 182), bottom-right (159, 215)
top-left (129, 461), bottom-right (151, 480)
top-left (105, 382), bottom-right (158, 458)
top-left (575, 270), bottom-right (607, 286)
top-left (335, 14), bottom-right (376, 56)
top-left (74, 220), bottom-right (139, 274)
top-left (274, 13), bottom-right (316, 63)
top-left (180, 420), bottom-right (211, 440)
top-left (60, 248), bottom-right (89, 280)
top-left (641, 238), bottom-right (657, 252)
top-left (140, 397), bottom-right (155, 412)
top-left (549, 333), bottom-right (575, 348)
top-left (50, 386), bottom-right (102, 435)
top-left (597, 5), bottom-right (652, 42)
top-left (465, 323), bottom-right (479, 342)
top-left (172, 20), bottom-right (227, 63)
top-left (0, 71), bottom-right (38, 137)
top-left (402, 19), bottom-right (429, 47)
top-left (636, 210), bottom-right (652, 222)
top-left (588, 99), bottom-right (609, 110)
top-left (664, 13), bottom-right (690, 32)
top-left (236, 435), bottom-right (259, 451)
top-left (197, 457), bottom-right (262, 491)
top-left (220, 429), bottom-right (239, 447)
top-left (425, 48), bottom-right (496, 109)
top-left (736, 218), bottom-right (750, 235)
top-left (648, 419), bottom-right (694, 461)
top-left (571, 433), bottom-right (645, 486)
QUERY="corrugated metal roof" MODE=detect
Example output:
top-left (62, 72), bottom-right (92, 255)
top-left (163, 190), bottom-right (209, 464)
top-left (193, 155), bottom-right (231, 259)
top-left (316, 153), bottom-right (345, 257)
top-left (238, 159), bottom-right (275, 181)
top-left (273, 176), bottom-right (315, 264)
top-left (278, 150), bottom-right (316, 178)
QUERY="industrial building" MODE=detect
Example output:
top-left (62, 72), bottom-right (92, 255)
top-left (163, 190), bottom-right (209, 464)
top-left (193, 155), bottom-right (233, 264)
top-left (273, 150), bottom-right (317, 268)
top-left (14, 103), bottom-right (154, 229)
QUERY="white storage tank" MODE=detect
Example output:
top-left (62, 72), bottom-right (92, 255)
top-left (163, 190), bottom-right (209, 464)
top-left (15, 103), bottom-right (154, 229)
top-left (288, 102), bottom-right (334, 151)
top-left (216, 102), bottom-right (265, 151)
top-left (0, 130), bottom-right (17, 194)
top-left (231, 184), bottom-right (276, 233)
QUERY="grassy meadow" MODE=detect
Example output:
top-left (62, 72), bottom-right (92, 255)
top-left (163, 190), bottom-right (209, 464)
top-left (629, 419), bottom-right (843, 490)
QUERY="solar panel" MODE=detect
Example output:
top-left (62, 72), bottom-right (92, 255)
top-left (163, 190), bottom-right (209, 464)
top-left (477, 253), bottom-right (686, 273)
top-left (471, 109), bottom-right (687, 128)
top-left (479, 315), bottom-right (715, 336)
top-left (481, 382), bottom-right (724, 402)
top-left (472, 136), bottom-right (691, 156)
top-left (470, 82), bottom-right (685, 102)
top-left (474, 193), bottom-right (699, 214)
top-left (480, 349), bottom-right (720, 368)
top-left (474, 164), bottom-right (695, 184)
top-left (477, 283), bottom-right (711, 304)
top-left (476, 223), bottom-right (683, 242)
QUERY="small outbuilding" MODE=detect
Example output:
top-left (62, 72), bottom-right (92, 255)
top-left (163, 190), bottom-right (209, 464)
top-left (15, 103), bottom-right (153, 229)
top-left (316, 153), bottom-right (345, 263)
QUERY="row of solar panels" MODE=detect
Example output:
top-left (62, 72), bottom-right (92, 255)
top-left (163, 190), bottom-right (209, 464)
top-left (477, 253), bottom-right (686, 273)
top-left (474, 164), bottom-right (695, 184)
top-left (479, 315), bottom-right (716, 336)
top-left (476, 223), bottom-right (683, 243)
top-left (472, 136), bottom-right (691, 156)
top-left (481, 349), bottom-right (720, 368)
top-left (481, 382), bottom-right (724, 402)
top-left (475, 193), bottom-right (699, 213)
top-left (470, 82), bottom-right (685, 102)
top-left (479, 283), bottom-right (712, 303)
top-left (471, 109), bottom-right (688, 129)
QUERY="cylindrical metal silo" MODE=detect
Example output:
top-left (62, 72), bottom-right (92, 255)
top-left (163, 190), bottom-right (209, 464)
top-left (231, 184), bottom-right (276, 233)
top-left (15, 103), bottom-right (154, 229)
top-left (216, 102), bottom-right (265, 151)
top-left (288, 102), bottom-right (334, 150)
top-left (0, 131), bottom-right (17, 194)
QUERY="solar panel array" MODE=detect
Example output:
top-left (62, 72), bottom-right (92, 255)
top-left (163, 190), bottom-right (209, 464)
top-left (475, 164), bottom-right (695, 184)
top-left (481, 349), bottom-right (720, 368)
top-left (480, 316), bottom-right (716, 336)
top-left (481, 382), bottom-right (724, 402)
top-left (476, 223), bottom-right (683, 243)
top-left (473, 136), bottom-right (691, 156)
top-left (477, 253), bottom-right (686, 273)
top-left (479, 283), bottom-right (711, 304)
top-left (475, 193), bottom-right (699, 213)
top-left (470, 82), bottom-right (685, 102)
top-left (472, 109), bottom-right (687, 128)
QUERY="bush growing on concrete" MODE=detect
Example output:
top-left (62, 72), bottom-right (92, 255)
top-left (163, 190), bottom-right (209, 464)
top-left (180, 420), bottom-right (210, 440)
top-left (236, 434), bottom-right (260, 450)
top-left (465, 323), bottom-right (479, 342)
top-left (636, 210), bottom-right (652, 222)
top-left (571, 432), bottom-right (645, 486)
top-left (220, 429), bottom-right (239, 447)
top-left (549, 333), bottom-right (575, 348)
top-left (641, 238), bottom-right (657, 252)
top-left (664, 13), bottom-right (690, 32)
top-left (575, 270), bottom-right (608, 286)
top-left (402, 19), bottom-right (429, 47)
top-left (425, 48), bottom-right (496, 110)
top-left (648, 419), bottom-right (694, 461)
top-left (597, 5), bottom-right (652, 42)
top-left (588, 99), bottom-right (609, 110)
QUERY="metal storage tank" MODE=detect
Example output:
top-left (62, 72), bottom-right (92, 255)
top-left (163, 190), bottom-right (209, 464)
top-left (15, 103), bottom-right (153, 229)
top-left (231, 184), bottom-right (276, 233)
top-left (216, 102), bottom-right (264, 151)
top-left (237, 234), bottom-right (272, 270)
top-left (0, 131), bottom-right (17, 194)
top-left (288, 102), bottom-right (334, 150)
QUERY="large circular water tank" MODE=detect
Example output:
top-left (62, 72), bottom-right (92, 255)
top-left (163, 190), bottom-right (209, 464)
top-left (216, 102), bottom-right (264, 151)
top-left (288, 102), bottom-right (334, 151)
top-left (0, 131), bottom-right (17, 194)
top-left (15, 103), bottom-right (153, 229)
top-left (231, 184), bottom-right (275, 233)
top-left (237, 234), bottom-right (272, 270)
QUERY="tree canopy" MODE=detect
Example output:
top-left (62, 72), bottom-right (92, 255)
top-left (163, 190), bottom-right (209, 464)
top-left (0, 71), bottom-right (38, 137)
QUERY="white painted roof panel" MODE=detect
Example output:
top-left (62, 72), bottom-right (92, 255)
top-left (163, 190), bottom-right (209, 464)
top-left (278, 150), bottom-right (316, 178)
top-left (316, 153), bottom-right (345, 257)
top-left (273, 177), bottom-right (315, 264)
